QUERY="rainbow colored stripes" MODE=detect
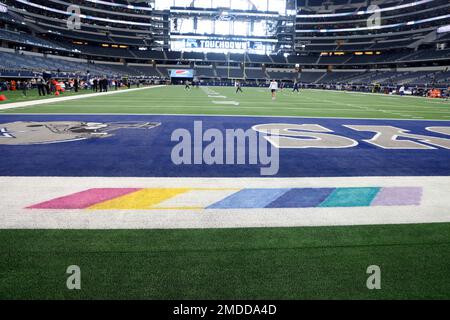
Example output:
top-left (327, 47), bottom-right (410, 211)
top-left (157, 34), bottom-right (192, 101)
top-left (27, 187), bottom-right (422, 210)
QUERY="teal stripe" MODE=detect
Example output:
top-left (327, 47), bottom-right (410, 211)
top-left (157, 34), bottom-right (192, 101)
top-left (319, 187), bottom-right (380, 207)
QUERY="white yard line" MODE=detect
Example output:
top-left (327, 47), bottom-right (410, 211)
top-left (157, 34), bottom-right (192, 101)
top-left (202, 86), bottom-right (243, 106)
top-left (307, 88), bottom-right (450, 102)
top-left (212, 101), bottom-right (240, 106)
top-left (1, 112), bottom-right (450, 121)
top-left (0, 104), bottom-right (379, 112)
top-left (0, 85), bottom-right (166, 111)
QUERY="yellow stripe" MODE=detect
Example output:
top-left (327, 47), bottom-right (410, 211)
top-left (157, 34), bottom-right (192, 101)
top-left (88, 188), bottom-right (190, 210)
top-left (148, 207), bottom-right (204, 211)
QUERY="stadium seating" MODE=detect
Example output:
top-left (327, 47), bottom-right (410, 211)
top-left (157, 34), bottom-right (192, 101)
top-left (195, 66), bottom-right (216, 78)
top-left (245, 68), bottom-right (267, 80)
top-left (319, 72), bottom-right (363, 84)
top-left (0, 29), bottom-right (70, 51)
top-left (206, 53), bottom-right (227, 62)
top-left (298, 72), bottom-right (326, 83)
top-left (0, 0), bottom-right (447, 89)
top-left (267, 70), bottom-right (300, 81)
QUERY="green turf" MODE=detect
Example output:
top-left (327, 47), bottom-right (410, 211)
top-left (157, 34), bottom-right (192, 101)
top-left (0, 88), bottom-right (94, 104)
top-left (2, 85), bottom-right (450, 120)
top-left (1, 223), bottom-right (449, 299)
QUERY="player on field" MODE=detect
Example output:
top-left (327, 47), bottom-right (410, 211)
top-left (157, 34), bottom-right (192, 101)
top-left (184, 80), bottom-right (191, 91)
top-left (235, 80), bottom-right (243, 93)
top-left (293, 81), bottom-right (300, 94)
top-left (269, 80), bottom-right (278, 100)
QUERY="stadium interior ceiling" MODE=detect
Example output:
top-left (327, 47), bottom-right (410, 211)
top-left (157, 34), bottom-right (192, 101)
top-left (0, 0), bottom-right (449, 87)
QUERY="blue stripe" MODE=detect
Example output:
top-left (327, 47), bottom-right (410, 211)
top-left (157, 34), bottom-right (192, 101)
top-left (266, 188), bottom-right (335, 208)
top-left (207, 188), bottom-right (290, 209)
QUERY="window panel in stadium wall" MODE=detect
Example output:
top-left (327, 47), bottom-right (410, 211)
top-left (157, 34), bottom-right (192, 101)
top-left (155, 0), bottom-right (286, 13)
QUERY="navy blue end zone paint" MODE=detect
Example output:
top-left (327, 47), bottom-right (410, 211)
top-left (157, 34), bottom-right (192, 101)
top-left (0, 114), bottom-right (449, 177)
top-left (266, 188), bottom-right (334, 208)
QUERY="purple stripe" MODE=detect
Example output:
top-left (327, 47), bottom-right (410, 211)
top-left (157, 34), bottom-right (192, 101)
top-left (371, 187), bottom-right (422, 206)
top-left (27, 188), bottom-right (140, 209)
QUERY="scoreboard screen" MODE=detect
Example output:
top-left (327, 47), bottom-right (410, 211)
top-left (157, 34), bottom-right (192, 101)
top-left (169, 69), bottom-right (195, 78)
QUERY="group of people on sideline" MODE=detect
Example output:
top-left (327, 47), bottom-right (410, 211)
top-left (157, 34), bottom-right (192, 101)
top-left (0, 76), bottom-right (147, 97)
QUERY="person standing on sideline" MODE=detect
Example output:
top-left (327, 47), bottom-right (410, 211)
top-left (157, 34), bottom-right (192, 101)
top-left (269, 80), bottom-right (278, 100)
top-left (19, 81), bottom-right (28, 96)
top-left (37, 77), bottom-right (46, 96)
top-left (45, 79), bottom-right (51, 95)
top-left (74, 78), bottom-right (79, 93)
top-left (93, 78), bottom-right (98, 92)
top-left (103, 77), bottom-right (108, 92)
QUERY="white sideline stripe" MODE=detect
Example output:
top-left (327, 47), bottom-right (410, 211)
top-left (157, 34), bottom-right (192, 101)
top-left (153, 189), bottom-right (238, 209)
top-left (1, 176), bottom-right (449, 230)
top-left (307, 88), bottom-right (450, 102)
top-left (5, 104), bottom-right (448, 113)
top-left (0, 85), bottom-right (166, 111)
top-left (1, 112), bottom-right (450, 122)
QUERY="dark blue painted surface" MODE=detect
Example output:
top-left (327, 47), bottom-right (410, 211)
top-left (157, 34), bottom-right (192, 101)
top-left (266, 188), bottom-right (335, 208)
top-left (0, 114), bottom-right (449, 177)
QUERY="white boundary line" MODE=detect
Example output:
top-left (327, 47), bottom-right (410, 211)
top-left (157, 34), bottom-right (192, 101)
top-left (1, 176), bottom-right (449, 229)
top-left (306, 88), bottom-right (450, 101)
top-left (1, 112), bottom-right (450, 122)
top-left (0, 85), bottom-right (166, 111)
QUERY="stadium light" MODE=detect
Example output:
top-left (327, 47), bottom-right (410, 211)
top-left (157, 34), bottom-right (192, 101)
top-left (84, 0), bottom-right (154, 11)
top-left (438, 25), bottom-right (450, 33)
top-left (297, 0), bottom-right (435, 18)
top-left (16, 0), bottom-right (160, 26)
top-left (296, 13), bottom-right (450, 33)
top-left (0, 3), bottom-right (7, 13)
top-left (169, 9), bottom-right (280, 18)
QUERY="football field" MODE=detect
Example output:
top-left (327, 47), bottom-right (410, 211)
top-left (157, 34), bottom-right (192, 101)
top-left (2, 85), bottom-right (450, 120)
top-left (1, 85), bottom-right (450, 299)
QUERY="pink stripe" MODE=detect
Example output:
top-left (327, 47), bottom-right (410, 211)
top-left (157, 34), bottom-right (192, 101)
top-left (27, 188), bottom-right (140, 209)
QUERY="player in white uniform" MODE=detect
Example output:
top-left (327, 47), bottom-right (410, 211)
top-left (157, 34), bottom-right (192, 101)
top-left (269, 80), bottom-right (278, 100)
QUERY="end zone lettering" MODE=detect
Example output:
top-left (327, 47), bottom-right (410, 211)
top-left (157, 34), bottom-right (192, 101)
top-left (217, 304), bottom-right (277, 316)
top-left (253, 124), bottom-right (450, 149)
